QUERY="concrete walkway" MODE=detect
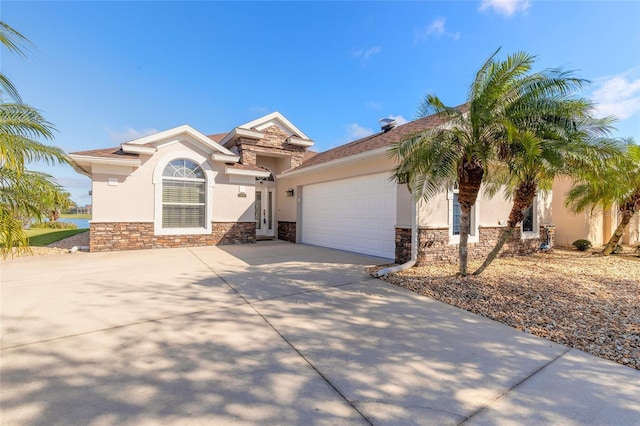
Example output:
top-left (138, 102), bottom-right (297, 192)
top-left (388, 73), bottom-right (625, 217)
top-left (1, 241), bottom-right (638, 425)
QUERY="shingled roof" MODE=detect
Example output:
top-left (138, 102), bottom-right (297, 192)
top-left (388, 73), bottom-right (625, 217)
top-left (207, 133), bottom-right (228, 144)
top-left (69, 147), bottom-right (139, 159)
top-left (291, 105), bottom-right (467, 171)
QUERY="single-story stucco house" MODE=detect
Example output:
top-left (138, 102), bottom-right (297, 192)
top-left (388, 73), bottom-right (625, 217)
top-left (70, 109), bottom-right (553, 264)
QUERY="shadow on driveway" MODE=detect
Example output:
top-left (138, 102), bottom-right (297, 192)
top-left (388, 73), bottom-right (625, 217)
top-left (1, 241), bottom-right (639, 425)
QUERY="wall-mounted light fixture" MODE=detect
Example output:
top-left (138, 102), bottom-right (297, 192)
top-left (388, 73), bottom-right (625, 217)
top-left (286, 188), bottom-right (295, 197)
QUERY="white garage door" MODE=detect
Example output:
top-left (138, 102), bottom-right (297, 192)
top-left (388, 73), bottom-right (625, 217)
top-left (301, 173), bottom-right (397, 259)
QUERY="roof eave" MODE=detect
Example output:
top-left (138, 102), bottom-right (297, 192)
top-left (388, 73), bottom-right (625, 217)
top-left (220, 128), bottom-right (265, 147)
top-left (69, 154), bottom-right (142, 168)
top-left (287, 136), bottom-right (314, 148)
top-left (225, 166), bottom-right (271, 178)
top-left (121, 143), bottom-right (157, 155)
top-left (212, 153), bottom-right (240, 163)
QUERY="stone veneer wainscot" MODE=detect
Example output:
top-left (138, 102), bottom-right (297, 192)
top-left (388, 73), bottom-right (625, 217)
top-left (277, 221), bottom-right (297, 243)
top-left (395, 226), bottom-right (550, 265)
top-left (90, 222), bottom-right (256, 252)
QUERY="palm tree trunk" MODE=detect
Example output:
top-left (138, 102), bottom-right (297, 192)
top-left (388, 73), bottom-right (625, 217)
top-left (473, 227), bottom-right (515, 275)
top-left (602, 208), bottom-right (634, 255)
top-left (457, 159), bottom-right (484, 276)
top-left (473, 181), bottom-right (537, 275)
top-left (459, 205), bottom-right (471, 275)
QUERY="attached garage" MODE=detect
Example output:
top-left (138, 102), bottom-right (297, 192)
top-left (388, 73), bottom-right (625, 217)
top-left (301, 173), bottom-right (397, 259)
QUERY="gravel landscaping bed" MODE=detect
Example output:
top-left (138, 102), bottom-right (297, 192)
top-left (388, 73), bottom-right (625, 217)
top-left (6, 231), bottom-right (90, 258)
top-left (370, 249), bottom-right (640, 370)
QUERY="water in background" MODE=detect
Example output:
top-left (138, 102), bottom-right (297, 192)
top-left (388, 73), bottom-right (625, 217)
top-left (58, 218), bottom-right (91, 229)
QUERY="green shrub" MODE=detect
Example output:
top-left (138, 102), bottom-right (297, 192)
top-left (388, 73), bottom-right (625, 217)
top-left (30, 221), bottom-right (77, 230)
top-left (572, 239), bottom-right (592, 251)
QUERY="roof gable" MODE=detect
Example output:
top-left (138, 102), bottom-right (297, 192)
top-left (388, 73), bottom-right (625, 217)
top-left (122, 125), bottom-right (236, 157)
top-left (239, 111), bottom-right (310, 140)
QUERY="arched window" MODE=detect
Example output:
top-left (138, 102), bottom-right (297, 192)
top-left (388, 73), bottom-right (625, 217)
top-left (255, 166), bottom-right (275, 183)
top-left (162, 159), bottom-right (206, 228)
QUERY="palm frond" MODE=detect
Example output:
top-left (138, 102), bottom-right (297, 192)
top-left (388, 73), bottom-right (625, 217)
top-left (0, 73), bottom-right (22, 103)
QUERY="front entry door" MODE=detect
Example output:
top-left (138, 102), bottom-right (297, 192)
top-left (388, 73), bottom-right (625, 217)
top-left (255, 187), bottom-right (274, 237)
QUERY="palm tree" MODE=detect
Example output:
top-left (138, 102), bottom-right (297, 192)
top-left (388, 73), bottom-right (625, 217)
top-left (565, 139), bottom-right (639, 256)
top-left (0, 21), bottom-right (70, 257)
top-left (390, 49), bottom-right (588, 275)
top-left (472, 109), bottom-right (618, 275)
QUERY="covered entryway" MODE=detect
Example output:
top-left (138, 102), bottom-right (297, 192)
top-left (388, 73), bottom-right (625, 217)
top-left (255, 168), bottom-right (276, 238)
top-left (255, 186), bottom-right (275, 238)
top-left (301, 173), bottom-right (397, 259)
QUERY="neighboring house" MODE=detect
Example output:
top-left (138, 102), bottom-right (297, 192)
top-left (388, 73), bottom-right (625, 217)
top-left (551, 177), bottom-right (640, 247)
top-left (71, 205), bottom-right (92, 215)
top-left (70, 110), bottom-right (551, 264)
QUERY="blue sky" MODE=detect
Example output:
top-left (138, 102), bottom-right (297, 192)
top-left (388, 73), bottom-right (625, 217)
top-left (4, 0), bottom-right (640, 204)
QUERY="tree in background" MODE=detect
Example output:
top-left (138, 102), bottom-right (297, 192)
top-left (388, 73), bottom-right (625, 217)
top-left (390, 49), bottom-right (590, 275)
top-left (566, 139), bottom-right (639, 256)
top-left (0, 21), bottom-right (71, 257)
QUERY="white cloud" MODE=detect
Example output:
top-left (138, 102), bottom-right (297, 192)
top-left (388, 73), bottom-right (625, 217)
top-left (249, 105), bottom-right (269, 115)
top-left (366, 100), bottom-right (382, 110)
top-left (344, 123), bottom-right (374, 141)
top-left (591, 70), bottom-right (640, 120)
top-left (388, 115), bottom-right (409, 126)
top-left (415, 17), bottom-right (461, 44)
top-left (428, 17), bottom-right (446, 36)
top-left (479, 0), bottom-right (531, 17)
top-left (106, 127), bottom-right (158, 143)
top-left (351, 46), bottom-right (381, 63)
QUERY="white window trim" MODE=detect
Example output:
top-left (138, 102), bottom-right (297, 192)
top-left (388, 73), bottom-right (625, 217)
top-left (152, 150), bottom-right (216, 236)
top-left (521, 196), bottom-right (540, 239)
top-left (448, 187), bottom-right (480, 245)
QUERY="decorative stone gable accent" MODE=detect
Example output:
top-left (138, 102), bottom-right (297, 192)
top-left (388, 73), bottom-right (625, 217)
top-left (235, 125), bottom-right (307, 168)
top-left (395, 226), bottom-right (548, 265)
top-left (237, 143), bottom-right (257, 166)
top-left (259, 125), bottom-right (291, 149)
top-left (89, 222), bottom-right (256, 252)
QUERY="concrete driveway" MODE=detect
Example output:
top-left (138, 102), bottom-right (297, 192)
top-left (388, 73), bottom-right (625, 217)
top-left (1, 241), bottom-right (639, 425)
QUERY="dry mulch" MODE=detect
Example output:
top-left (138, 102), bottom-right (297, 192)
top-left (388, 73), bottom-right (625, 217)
top-left (370, 249), bottom-right (640, 370)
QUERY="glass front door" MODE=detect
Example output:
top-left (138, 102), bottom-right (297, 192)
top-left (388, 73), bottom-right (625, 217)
top-left (255, 187), bottom-right (274, 237)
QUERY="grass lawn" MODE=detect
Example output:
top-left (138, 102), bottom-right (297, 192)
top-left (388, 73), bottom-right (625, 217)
top-left (25, 228), bottom-right (89, 246)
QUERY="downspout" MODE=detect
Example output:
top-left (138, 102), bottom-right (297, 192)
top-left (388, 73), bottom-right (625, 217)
top-left (375, 197), bottom-right (418, 277)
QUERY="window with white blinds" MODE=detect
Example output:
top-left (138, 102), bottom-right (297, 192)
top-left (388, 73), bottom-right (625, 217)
top-left (162, 159), bottom-right (206, 228)
top-left (449, 185), bottom-right (478, 244)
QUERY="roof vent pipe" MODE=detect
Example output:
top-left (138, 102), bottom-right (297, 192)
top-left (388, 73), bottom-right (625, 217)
top-left (378, 117), bottom-right (397, 132)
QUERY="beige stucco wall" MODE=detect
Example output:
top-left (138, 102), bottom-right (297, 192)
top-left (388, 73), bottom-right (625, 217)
top-left (91, 160), bottom-right (155, 222)
top-left (551, 177), bottom-right (604, 247)
top-left (416, 186), bottom-right (551, 230)
top-left (624, 212), bottom-right (640, 245)
top-left (91, 138), bottom-right (256, 224)
top-left (418, 192), bottom-right (449, 227)
top-left (256, 154), bottom-right (290, 176)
